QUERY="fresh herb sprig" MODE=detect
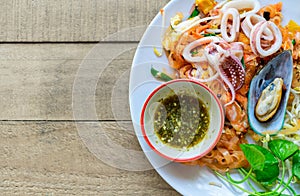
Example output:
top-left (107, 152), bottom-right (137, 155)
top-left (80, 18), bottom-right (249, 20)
top-left (215, 139), bottom-right (300, 196)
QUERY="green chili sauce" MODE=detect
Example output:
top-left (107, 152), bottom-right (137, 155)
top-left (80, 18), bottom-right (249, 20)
top-left (154, 93), bottom-right (210, 149)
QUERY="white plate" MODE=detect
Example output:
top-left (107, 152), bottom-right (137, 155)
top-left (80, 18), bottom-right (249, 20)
top-left (129, 1), bottom-right (300, 195)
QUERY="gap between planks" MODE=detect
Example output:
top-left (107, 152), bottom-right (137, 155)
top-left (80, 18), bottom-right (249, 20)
top-left (0, 120), bottom-right (132, 122)
top-left (0, 41), bottom-right (139, 44)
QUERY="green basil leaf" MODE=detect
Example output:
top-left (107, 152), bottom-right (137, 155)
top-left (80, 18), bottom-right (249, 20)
top-left (254, 163), bottom-right (279, 183)
top-left (241, 144), bottom-right (279, 183)
top-left (293, 150), bottom-right (300, 163)
top-left (253, 145), bottom-right (278, 165)
top-left (293, 162), bottom-right (300, 179)
top-left (240, 144), bottom-right (265, 171)
top-left (268, 139), bottom-right (299, 161)
top-left (252, 145), bottom-right (279, 183)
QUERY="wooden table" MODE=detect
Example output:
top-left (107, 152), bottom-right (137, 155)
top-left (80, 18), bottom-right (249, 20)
top-left (0, 0), bottom-right (179, 194)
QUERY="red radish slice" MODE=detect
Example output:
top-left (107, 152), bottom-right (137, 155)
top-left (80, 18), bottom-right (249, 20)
top-left (219, 55), bottom-right (245, 90)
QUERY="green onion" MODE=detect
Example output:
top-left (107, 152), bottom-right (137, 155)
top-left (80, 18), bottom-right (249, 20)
top-left (188, 7), bottom-right (200, 19)
top-left (241, 57), bottom-right (245, 69)
top-left (191, 51), bottom-right (198, 55)
top-left (203, 33), bottom-right (217, 37)
top-left (151, 66), bottom-right (173, 82)
top-left (292, 39), bottom-right (296, 46)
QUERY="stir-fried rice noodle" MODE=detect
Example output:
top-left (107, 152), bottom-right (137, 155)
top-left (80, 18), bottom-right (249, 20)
top-left (161, 0), bottom-right (300, 172)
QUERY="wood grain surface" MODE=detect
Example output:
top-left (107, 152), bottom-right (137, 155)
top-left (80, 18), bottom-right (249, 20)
top-left (0, 43), bottom-right (135, 120)
top-left (0, 0), bottom-right (169, 42)
top-left (0, 0), bottom-right (181, 195)
top-left (0, 121), bottom-right (178, 195)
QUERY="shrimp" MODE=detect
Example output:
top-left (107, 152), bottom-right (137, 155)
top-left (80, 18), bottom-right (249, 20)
top-left (208, 80), bottom-right (249, 134)
top-left (168, 51), bottom-right (186, 69)
top-left (225, 100), bottom-right (249, 134)
top-left (179, 64), bottom-right (193, 78)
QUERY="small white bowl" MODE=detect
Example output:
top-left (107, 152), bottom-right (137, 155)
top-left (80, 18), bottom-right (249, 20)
top-left (140, 79), bottom-right (224, 162)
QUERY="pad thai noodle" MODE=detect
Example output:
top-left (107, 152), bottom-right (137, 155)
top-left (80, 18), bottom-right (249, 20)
top-left (156, 0), bottom-right (300, 172)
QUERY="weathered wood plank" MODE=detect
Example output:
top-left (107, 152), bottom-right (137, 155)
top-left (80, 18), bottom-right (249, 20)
top-left (0, 121), bottom-right (179, 195)
top-left (0, 0), bottom-right (169, 42)
top-left (0, 43), bottom-right (138, 120)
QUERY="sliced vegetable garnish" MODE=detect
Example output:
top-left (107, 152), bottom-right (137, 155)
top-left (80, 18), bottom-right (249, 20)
top-left (153, 47), bottom-right (163, 57)
top-left (188, 7), bottom-right (200, 19)
top-left (241, 57), bottom-right (245, 68)
top-left (203, 33), bottom-right (217, 37)
top-left (151, 66), bottom-right (173, 82)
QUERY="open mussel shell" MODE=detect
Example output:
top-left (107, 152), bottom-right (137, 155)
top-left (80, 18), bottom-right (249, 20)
top-left (248, 50), bottom-right (293, 135)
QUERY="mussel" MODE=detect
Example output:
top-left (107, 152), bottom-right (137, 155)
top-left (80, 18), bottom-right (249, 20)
top-left (255, 78), bottom-right (283, 122)
top-left (248, 51), bottom-right (293, 135)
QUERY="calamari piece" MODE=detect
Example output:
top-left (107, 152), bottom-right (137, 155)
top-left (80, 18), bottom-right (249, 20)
top-left (182, 36), bottom-right (222, 62)
top-left (229, 42), bottom-right (244, 60)
top-left (255, 78), bottom-right (283, 122)
top-left (250, 21), bottom-right (282, 57)
top-left (219, 54), bottom-right (245, 90)
top-left (221, 0), bottom-right (260, 18)
top-left (203, 43), bottom-right (244, 106)
top-left (179, 62), bottom-right (220, 83)
top-left (221, 8), bottom-right (240, 42)
top-left (241, 14), bottom-right (273, 40)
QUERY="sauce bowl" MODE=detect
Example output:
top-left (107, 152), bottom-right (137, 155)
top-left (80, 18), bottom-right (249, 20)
top-left (140, 79), bottom-right (225, 162)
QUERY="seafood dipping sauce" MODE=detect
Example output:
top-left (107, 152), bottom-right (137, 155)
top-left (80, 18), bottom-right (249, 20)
top-left (153, 91), bottom-right (210, 149)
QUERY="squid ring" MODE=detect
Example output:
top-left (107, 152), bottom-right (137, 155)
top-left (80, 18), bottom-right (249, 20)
top-left (221, 8), bottom-right (240, 43)
top-left (221, 0), bottom-right (260, 19)
top-left (241, 14), bottom-right (273, 40)
top-left (250, 21), bottom-right (282, 57)
top-left (182, 36), bottom-right (222, 62)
